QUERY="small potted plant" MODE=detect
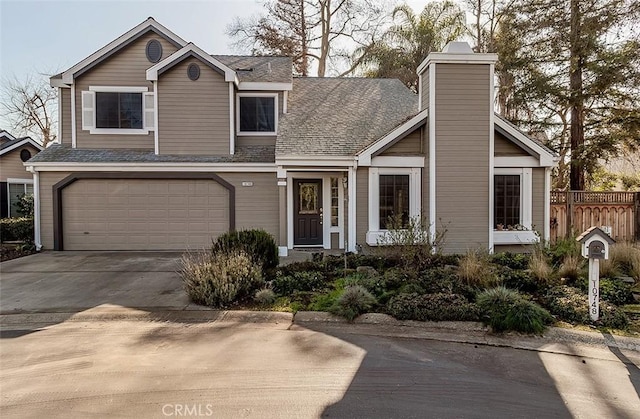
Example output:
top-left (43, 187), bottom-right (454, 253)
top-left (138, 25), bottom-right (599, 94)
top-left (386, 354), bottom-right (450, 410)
top-left (496, 223), bottom-right (504, 231)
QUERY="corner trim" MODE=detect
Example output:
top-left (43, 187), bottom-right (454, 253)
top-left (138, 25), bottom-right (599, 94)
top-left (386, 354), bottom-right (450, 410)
top-left (52, 172), bottom-right (236, 251)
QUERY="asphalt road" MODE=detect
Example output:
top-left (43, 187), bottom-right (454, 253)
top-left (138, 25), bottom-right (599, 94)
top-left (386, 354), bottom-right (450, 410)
top-left (2, 319), bottom-right (639, 418)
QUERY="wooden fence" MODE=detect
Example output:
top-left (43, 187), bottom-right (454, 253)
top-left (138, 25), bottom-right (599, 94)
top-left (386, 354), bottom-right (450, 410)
top-left (550, 191), bottom-right (640, 243)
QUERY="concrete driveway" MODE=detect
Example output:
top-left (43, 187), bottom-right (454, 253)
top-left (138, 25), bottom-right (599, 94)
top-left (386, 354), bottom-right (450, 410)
top-left (0, 251), bottom-right (189, 313)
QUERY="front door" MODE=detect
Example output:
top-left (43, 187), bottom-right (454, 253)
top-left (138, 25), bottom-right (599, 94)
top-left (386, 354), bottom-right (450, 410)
top-left (294, 179), bottom-right (323, 246)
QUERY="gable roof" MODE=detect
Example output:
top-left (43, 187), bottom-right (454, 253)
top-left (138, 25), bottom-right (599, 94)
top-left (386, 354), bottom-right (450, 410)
top-left (494, 114), bottom-right (558, 167)
top-left (277, 77), bottom-right (418, 158)
top-left (576, 226), bottom-right (615, 245)
top-left (0, 130), bottom-right (16, 141)
top-left (0, 136), bottom-right (44, 156)
top-left (146, 43), bottom-right (237, 83)
top-left (56, 17), bottom-right (187, 86)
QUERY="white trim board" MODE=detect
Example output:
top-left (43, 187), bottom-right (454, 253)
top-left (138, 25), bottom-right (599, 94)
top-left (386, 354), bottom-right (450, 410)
top-left (494, 116), bottom-right (558, 167)
top-left (146, 44), bottom-right (238, 84)
top-left (236, 92), bottom-right (278, 136)
top-left (238, 82), bottom-right (292, 91)
top-left (25, 163), bottom-right (277, 172)
top-left (0, 138), bottom-right (43, 156)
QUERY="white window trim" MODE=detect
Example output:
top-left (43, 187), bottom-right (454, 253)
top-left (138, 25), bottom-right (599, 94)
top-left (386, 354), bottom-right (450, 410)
top-left (493, 167), bottom-right (539, 245)
top-left (7, 178), bottom-right (34, 218)
top-left (87, 86), bottom-right (151, 135)
top-left (236, 92), bottom-right (278, 136)
top-left (366, 167), bottom-right (421, 246)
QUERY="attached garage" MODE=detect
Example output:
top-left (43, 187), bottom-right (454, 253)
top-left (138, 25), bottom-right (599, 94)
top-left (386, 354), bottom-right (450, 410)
top-left (53, 173), bottom-right (235, 250)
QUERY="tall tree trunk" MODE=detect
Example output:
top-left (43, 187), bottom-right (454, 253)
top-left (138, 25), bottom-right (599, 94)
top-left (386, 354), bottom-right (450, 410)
top-left (318, 0), bottom-right (330, 77)
top-left (476, 0), bottom-right (482, 51)
top-left (300, 0), bottom-right (308, 76)
top-left (569, 0), bottom-right (585, 190)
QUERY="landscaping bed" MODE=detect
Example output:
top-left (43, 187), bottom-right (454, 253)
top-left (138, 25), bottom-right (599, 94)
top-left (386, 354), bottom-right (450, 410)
top-left (1, 243), bottom-right (36, 262)
top-left (181, 230), bottom-right (640, 336)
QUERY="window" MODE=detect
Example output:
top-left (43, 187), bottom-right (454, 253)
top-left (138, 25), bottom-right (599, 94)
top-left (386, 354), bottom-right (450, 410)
top-left (330, 177), bottom-right (339, 227)
top-left (494, 174), bottom-right (521, 228)
top-left (96, 92), bottom-right (143, 129)
top-left (379, 175), bottom-right (409, 229)
top-left (8, 182), bottom-right (33, 217)
top-left (367, 167), bottom-right (421, 245)
top-left (81, 87), bottom-right (153, 134)
top-left (237, 94), bottom-right (277, 135)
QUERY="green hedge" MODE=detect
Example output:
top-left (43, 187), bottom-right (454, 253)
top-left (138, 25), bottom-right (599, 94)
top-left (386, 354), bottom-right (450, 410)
top-left (212, 229), bottom-right (278, 270)
top-left (0, 218), bottom-right (34, 243)
top-left (387, 293), bottom-right (481, 322)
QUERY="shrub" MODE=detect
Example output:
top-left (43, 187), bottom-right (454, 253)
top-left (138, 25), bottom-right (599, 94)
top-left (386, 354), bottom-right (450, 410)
top-left (272, 271), bottom-right (326, 295)
top-left (329, 285), bottom-right (377, 321)
top-left (577, 277), bottom-right (633, 306)
top-left (558, 254), bottom-right (584, 282)
top-left (418, 267), bottom-right (477, 300)
top-left (497, 266), bottom-right (540, 294)
top-left (547, 235), bottom-right (581, 266)
top-left (608, 242), bottom-right (640, 280)
top-left (181, 250), bottom-right (263, 307)
top-left (529, 248), bottom-right (553, 283)
top-left (387, 293), bottom-right (481, 322)
top-left (344, 272), bottom-right (386, 297)
top-left (544, 285), bottom-right (629, 329)
top-left (0, 217), bottom-right (34, 243)
top-left (457, 249), bottom-right (495, 287)
top-left (254, 288), bottom-right (276, 305)
top-left (212, 229), bottom-right (278, 270)
top-left (308, 288), bottom-right (344, 311)
top-left (477, 287), bottom-right (551, 334)
top-left (491, 252), bottom-right (530, 270)
top-left (599, 258), bottom-right (621, 278)
top-left (383, 267), bottom-right (414, 290)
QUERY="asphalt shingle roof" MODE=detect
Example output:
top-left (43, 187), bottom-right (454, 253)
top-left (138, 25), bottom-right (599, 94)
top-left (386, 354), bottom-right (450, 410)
top-left (29, 144), bottom-right (275, 164)
top-left (277, 77), bottom-right (418, 156)
top-left (0, 136), bottom-right (39, 151)
top-left (213, 55), bottom-right (293, 84)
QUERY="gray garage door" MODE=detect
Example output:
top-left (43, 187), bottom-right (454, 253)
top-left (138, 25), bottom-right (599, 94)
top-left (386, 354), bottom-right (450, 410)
top-left (62, 179), bottom-right (229, 250)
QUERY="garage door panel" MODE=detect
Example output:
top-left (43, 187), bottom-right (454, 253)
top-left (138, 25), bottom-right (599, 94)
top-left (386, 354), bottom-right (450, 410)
top-left (62, 178), bottom-right (229, 250)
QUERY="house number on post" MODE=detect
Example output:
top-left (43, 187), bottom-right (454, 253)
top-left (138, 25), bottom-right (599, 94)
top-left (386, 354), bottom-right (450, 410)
top-left (576, 228), bottom-right (614, 322)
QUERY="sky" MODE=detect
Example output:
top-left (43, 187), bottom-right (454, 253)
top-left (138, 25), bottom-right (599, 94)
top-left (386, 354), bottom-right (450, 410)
top-left (0, 0), bottom-right (438, 132)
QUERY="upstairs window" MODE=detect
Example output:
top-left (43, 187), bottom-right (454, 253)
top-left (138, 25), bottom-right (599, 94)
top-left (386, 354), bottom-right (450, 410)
top-left (237, 93), bottom-right (277, 135)
top-left (96, 92), bottom-right (143, 129)
top-left (81, 87), bottom-right (154, 135)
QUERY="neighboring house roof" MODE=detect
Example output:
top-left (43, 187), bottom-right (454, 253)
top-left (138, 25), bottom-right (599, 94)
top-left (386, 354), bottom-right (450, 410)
top-left (0, 136), bottom-right (44, 156)
top-left (213, 55), bottom-right (293, 84)
top-left (277, 77), bottom-right (419, 157)
top-left (0, 130), bottom-right (17, 141)
top-left (27, 144), bottom-right (275, 164)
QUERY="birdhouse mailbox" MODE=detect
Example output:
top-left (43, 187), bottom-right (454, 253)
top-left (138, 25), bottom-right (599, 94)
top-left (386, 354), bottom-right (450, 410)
top-left (576, 227), bottom-right (615, 322)
top-left (577, 226), bottom-right (615, 260)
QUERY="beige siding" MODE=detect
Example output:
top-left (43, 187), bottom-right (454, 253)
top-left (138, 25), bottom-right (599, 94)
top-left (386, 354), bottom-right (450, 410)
top-left (435, 63), bottom-right (491, 253)
top-left (355, 167), bottom-right (369, 246)
top-left (0, 146), bottom-right (39, 181)
top-left (74, 32), bottom-right (179, 149)
top-left (39, 171), bottom-right (71, 250)
top-left (495, 131), bottom-right (529, 156)
top-left (420, 73), bottom-right (429, 112)
top-left (224, 172), bottom-right (279, 239)
top-left (61, 88), bottom-right (72, 145)
top-left (379, 127), bottom-right (423, 156)
top-left (532, 168), bottom-right (545, 235)
top-left (158, 59), bottom-right (231, 155)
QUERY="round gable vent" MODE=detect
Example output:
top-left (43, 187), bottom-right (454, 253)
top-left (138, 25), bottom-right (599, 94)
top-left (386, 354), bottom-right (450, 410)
top-left (20, 149), bottom-right (32, 162)
top-left (187, 63), bottom-right (200, 81)
top-left (146, 39), bottom-right (163, 63)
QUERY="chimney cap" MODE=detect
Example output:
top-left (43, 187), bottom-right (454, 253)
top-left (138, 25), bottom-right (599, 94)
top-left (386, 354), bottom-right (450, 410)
top-left (443, 42), bottom-right (474, 54)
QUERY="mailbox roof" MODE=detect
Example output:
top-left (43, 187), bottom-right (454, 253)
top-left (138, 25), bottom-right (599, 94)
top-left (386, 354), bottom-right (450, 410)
top-left (576, 226), bottom-right (616, 244)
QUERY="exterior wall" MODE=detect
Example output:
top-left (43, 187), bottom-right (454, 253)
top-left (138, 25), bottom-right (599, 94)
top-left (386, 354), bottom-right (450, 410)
top-left (38, 170), bottom-right (278, 250)
top-left (0, 146), bottom-right (40, 181)
top-left (225, 172), bottom-right (279, 238)
top-left (234, 91), bottom-right (284, 149)
top-left (532, 167), bottom-right (545, 236)
top-left (379, 127), bottom-right (423, 155)
top-left (420, 73), bottom-right (429, 112)
top-left (434, 63), bottom-right (491, 254)
top-left (158, 58), bottom-right (230, 155)
top-left (39, 171), bottom-right (71, 249)
top-left (74, 32), bottom-right (179, 149)
top-left (355, 167), bottom-right (369, 247)
top-left (61, 88), bottom-right (72, 145)
top-left (495, 131), bottom-right (529, 156)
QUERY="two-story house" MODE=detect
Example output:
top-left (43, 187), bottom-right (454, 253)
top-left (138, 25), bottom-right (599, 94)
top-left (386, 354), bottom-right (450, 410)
top-left (28, 18), bottom-right (557, 255)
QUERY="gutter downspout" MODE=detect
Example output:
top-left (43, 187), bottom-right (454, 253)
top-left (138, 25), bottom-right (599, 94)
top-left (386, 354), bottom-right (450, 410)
top-left (27, 166), bottom-right (42, 250)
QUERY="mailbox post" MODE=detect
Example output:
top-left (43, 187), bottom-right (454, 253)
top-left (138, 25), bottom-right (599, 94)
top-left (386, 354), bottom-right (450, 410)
top-left (576, 227), bottom-right (615, 321)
